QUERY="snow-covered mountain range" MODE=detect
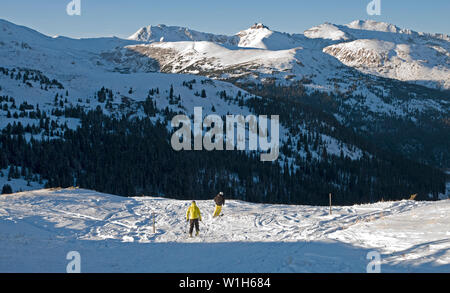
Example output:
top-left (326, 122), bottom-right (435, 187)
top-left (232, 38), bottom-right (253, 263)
top-left (0, 18), bottom-right (448, 198)
top-left (1, 18), bottom-right (448, 98)
top-left (124, 20), bottom-right (449, 90)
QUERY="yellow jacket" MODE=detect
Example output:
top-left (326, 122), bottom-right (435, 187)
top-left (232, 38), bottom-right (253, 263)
top-left (186, 202), bottom-right (202, 221)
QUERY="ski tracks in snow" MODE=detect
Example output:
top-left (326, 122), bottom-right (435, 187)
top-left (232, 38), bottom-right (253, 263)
top-left (0, 189), bottom-right (428, 245)
top-left (1, 189), bottom-right (449, 272)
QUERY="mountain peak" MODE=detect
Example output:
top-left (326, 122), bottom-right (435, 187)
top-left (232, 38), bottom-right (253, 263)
top-left (128, 24), bottom-right (236, 44)
top-left (304, 22), bottom-right (350, 41)
top-left (249, 23), bottom-right (270, 30)
top-left (345, 20), bottom-right (402, 33)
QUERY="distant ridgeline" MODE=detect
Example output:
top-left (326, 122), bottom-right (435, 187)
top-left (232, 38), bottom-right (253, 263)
top-left (0, 91), bottom-right (446, 205)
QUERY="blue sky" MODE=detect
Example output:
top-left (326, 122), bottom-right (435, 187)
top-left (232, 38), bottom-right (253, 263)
top-left (0, 0), bottom-right (449, 38)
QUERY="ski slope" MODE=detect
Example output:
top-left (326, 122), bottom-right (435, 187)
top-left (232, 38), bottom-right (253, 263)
top-left (0, 188), bottom-right (449, 273)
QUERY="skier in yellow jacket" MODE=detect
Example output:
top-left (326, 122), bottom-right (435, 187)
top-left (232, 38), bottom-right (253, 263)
top-left (186, 201), bottom-right (202, 237)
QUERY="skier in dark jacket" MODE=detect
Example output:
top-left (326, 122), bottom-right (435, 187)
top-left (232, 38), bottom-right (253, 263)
top-left (213, 192), bottom-right (225, 217)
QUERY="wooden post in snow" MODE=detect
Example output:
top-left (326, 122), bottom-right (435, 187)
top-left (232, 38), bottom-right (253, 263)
top-left (329, 193), bottom-right (332, 215)
top-left (152, 213), bottom-right (156, 233)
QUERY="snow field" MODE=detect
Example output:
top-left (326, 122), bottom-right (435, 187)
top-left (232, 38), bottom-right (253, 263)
top-left (0, 188), bottom-right (448, 272)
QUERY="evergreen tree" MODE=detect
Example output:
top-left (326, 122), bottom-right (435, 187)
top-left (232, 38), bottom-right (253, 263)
top-left (1, 184), bottom-right (12, 194)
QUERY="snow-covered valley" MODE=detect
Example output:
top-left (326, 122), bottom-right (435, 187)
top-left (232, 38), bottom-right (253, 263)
top-left (0, 188), bottom-right (448, 273)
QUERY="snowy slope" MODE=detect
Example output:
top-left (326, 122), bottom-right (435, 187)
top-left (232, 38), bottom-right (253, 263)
top-left (128, 24), bottom-right (238, 45)
top-left (345, 20), bottom-right (403, 34)
top-left (235, 23), bottom-right (303, 50)
top-left (119, 41), bottom-right (299, 77)
top-left (318, 20), bottom-right (450, 89)
top-left (323, 38), bottom-right (450, 89)
top-left (110, 40), bottom-right (448, 120)
top-left (304, 23), bottom-right (351, 41)
top-left (0, 188), bottom-right (449, 272)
